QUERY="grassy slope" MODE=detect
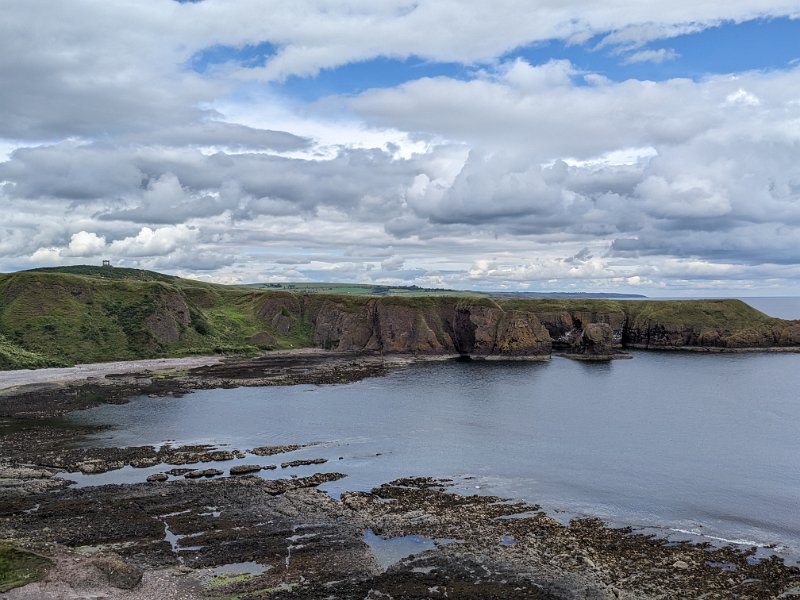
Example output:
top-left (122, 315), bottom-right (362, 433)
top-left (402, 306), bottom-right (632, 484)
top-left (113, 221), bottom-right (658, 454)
top-left (0, 334), bottom-right (55, 370)
top-left (622, 298), bottom-right (774, 329)
top-left (0, 266), bottom-right (790, 370)
top-left (0, 269), bottom-right (303, 368)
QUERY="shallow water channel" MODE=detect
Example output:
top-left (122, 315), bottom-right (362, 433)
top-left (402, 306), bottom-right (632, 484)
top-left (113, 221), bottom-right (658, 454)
top-left (68, 351), bottom-right (800, 565)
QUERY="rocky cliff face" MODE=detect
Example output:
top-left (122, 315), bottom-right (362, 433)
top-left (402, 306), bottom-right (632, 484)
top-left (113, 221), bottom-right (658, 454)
top-left (301, 297), bottom-right (800, 357)
top-left (622, 300), bottom-right (800, 349)
top-left (571, 322), bottom-right (616, 356)
top-left (536, 309), bottom-right (626, 348)
top-left (308, 299), bottom-right (552, 357)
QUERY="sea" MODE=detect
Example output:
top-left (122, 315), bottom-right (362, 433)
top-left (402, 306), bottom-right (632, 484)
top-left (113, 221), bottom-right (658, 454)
top-left (65, 296), bottom-right (800, 564)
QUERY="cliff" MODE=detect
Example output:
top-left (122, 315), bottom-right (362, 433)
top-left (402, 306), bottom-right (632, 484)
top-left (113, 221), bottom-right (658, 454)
top-left (0, 267), bottom-right (798, 370)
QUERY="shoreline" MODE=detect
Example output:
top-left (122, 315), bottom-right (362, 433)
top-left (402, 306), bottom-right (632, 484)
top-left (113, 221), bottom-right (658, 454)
top-left (4, 342), bottom-right (800, 392)
top-left (2, 351), bottom-right (800, 598)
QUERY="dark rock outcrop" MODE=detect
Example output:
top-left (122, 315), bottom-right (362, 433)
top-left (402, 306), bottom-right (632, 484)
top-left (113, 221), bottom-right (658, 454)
top-left (313, 299), bottom-right (379, 351)
top-left (184, 468), bottom-right (223, 479)
top-left (573, 323), bottom-right (615, 356)
top-left (145, 290), bottom-right (192, 344)
top-left (230, 464), bottom-right (262, 475)
top-left (561, 322), bottom-right (631, 360)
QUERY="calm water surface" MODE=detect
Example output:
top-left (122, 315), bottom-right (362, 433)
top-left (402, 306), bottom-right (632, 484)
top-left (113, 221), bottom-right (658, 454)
top-left (740, 297), bottom-right (800, 320)
top-left (70, 351), bottom-right (800, 564)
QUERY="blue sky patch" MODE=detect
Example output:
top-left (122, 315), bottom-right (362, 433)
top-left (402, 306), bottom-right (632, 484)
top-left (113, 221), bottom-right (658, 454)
top-left (189, 41), bottom-right (277, 73)
top-left (278, 57), bottom-right (471, 101)
top-left (186, 17), bottom-right (799, 101)
top-left (492, 17), bottom-right (800, 84)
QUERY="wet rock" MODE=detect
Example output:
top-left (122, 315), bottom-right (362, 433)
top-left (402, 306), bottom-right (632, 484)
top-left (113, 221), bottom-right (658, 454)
top-left (77, 459), bottom-right (125, 474)
top-left (281, 458), bottom-right (327, 469)
top-left (184, 468), bottom-right (223, 479)
top-left (201, 450), bottom-right (239, 462)
top-left (0, 464), bottom-right (69, 496)
top-left (146, 473), bottom-right (168, 482)
top-left (229, 464), bottom-right (262, 475)
top-left (91, 555), bottom-right (143, 589)
top-left (130, 457), bottom-right (160, 468)
top-left (251, 444), bottom-right (305, 456)
top-left (165, 468), bottom-right (194, 476)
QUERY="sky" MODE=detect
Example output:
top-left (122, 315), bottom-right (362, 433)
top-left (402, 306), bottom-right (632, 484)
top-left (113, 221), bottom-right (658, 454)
top-left (1, 1), bottom-right (800, 296)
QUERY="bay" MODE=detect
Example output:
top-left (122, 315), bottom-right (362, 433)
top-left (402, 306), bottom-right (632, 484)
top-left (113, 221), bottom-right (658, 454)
top-left (70, 350), bottom-right (800, 564)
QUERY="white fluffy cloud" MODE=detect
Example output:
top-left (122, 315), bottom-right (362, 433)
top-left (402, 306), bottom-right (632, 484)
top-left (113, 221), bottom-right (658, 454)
top-left (64, 232), bottom-right (107, 257)
top-left (2, 2), bottom-right (800, 294)
top-left (108, 226), bottom-right (199, 258)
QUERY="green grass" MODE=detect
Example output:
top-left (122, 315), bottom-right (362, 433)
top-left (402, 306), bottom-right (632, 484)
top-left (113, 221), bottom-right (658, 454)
top-left (0, 543), bottom-right (51, 592)
top-left (0, 334), bottom-right (59, 370)
top-left (495, 297), bottom-right (628, 314)
top-left (26, 265), bottom-right (178, 283)
top-left (622, 298), bottom-right (773, 329)
top-left (206, 573), bottom-right (257, 589)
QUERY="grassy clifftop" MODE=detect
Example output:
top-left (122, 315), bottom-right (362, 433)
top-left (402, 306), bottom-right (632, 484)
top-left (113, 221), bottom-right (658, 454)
top-left (0, 269), bottom-right (312, 368)
top-left (0, 266), bottom-right (796, 370)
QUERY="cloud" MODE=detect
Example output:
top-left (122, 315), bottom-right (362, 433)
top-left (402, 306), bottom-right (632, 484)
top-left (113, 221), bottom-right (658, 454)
top-left (622, 48), bottom-right (679, 65)
top-left (381, 255), bottom-right (405, 270)
top-left (635, 175), bottom-right (732, 219)
top-left (0, 143), bottom-right (144, 201)
top-left (126, 122), bottom-right (311, 152)
top-left (348, 60), bottom-right (726, 157)
top-left (109, 226), bottom-right (199, 257)
top-left (187, 1), bottom-right (800, 81)
top-left (3, 2), bottom-right (800, 293)
top-left (724, 89), bottom-right (762, 106)
top-left (3, 1), bottom-right (799, 142)
top-left (63, 232), bottom-right (107, 257)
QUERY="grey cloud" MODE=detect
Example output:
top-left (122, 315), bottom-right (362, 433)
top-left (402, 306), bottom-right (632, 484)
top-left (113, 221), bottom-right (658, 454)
top-left (145, 249), bottom-right (236, 272)
top-left (0, 2), bottom-right (220, 141)
top-left (1, 143), bottom-right (431, 224)
top-left (0, 144), bottom-right (144, 201)
top-left (126, 122), bottom-right (311, 152)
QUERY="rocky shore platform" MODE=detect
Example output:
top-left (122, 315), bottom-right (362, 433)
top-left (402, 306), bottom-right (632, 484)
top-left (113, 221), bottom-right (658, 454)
top-left (2, 352), bottom-right (800, 599)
